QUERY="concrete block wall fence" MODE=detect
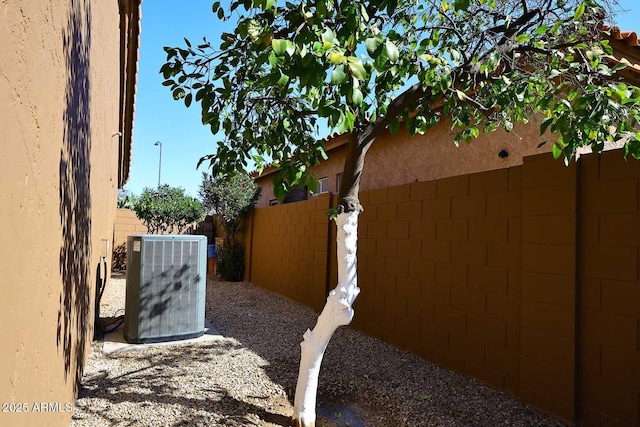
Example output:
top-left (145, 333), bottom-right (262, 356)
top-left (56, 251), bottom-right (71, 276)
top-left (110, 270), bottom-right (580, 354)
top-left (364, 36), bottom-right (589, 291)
top-left (244, 194), bottom-right (332, 313)
top-left (245, 150), bottom-right (640, 427)
top-left (114, 208), bottom-right (148, 247)
top-left (578, 153), bottom-right (640, 427)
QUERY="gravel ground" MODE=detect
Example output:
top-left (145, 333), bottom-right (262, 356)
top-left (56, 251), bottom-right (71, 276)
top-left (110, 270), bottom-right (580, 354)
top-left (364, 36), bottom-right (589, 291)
top-left (71, 275), bottom-right (567, 427)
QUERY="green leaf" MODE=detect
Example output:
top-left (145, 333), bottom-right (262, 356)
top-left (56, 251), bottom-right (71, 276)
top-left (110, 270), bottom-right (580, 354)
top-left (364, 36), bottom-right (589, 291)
top-left (540, 117), bottom-right (553, 136)
top-left (386, 0), bottom-right (397, 14)
top-left (344, 108), bottom-right (355, 130)
top-left (285, 40), bottom-right (295, 56)
top-left (389, 119), bottom-right (400, 135)
top-left (269, 51), bottom-right (279, 67)
top-left (331, 65), bottom-right (348, 85)
top-left (627, 138), bottom-right (640, 159)
top-left (322, 29), bottom-right (337, 48)
top-left (348, 60), bottom-right (367, 81)
top-left (276, 72), bottom-right (289, 86)
top-left (600, 39), bottom-right (614, 55)
top-left (351, 87), bottom-right (364, 105)
top-left (454, 0), bottom-right (470, 10)
top-left (172, 87), bottom-right (186, 100)
top-left (316, 145), bottom-right (328, 160)
top-left (365, 37), bottom-right (382, 56)
top-left (552, 142), bottom-right (563, 159)
top-left (360, 5), bottom-right (370, 22)
top-left (503, 120), bottom-right (513, 132)
top-left (574, 2), bottom-right (585, 20)
top-left (374, 49), bottom-right (389, 70)
top-left (272, 39), bottom-right (287, 55)
top-left (567, 88), bottom-right (579, 101)
top-left (385, 39), bottom-right (400, 62)
top-left (535, 25), bottom-right (548, 35)
top-left (329, 51), bottom-right (347, 65)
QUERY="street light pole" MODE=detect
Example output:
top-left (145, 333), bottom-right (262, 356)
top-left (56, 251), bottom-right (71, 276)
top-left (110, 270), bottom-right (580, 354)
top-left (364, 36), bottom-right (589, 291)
top-left (154, 141), bottom-right (162, 187)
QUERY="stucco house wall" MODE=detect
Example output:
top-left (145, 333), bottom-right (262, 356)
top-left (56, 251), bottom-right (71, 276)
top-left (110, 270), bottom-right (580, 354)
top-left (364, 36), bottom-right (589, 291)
top-left (0, 1), bottom-right (138, 425)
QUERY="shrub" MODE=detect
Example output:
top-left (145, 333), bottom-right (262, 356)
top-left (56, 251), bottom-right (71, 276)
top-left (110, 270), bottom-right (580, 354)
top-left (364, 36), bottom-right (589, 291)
top-left (112, 243), bottom-right (127, 272)
top-left (215, 244), bottom-right (245, 282)
top-left (199, 172), bottom-right (261, 244)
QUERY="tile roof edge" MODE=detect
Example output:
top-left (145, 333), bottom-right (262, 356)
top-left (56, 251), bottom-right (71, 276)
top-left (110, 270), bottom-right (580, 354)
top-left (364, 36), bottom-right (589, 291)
top-left (600, 24), bottom-right (640, 48)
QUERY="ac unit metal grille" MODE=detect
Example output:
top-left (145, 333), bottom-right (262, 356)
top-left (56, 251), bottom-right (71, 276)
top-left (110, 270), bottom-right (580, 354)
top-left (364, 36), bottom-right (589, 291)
top-left (124, 235), bottom-right (207, 344)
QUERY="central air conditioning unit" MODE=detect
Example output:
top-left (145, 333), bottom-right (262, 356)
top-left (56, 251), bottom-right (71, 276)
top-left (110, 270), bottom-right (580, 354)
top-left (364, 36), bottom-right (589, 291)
top-left (123, 234), bottom-right (207, 344)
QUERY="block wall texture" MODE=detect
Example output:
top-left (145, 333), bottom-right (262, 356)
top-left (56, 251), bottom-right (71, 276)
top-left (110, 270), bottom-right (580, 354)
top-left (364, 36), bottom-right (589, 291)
top-left (519, 155), bottom-right (577, 423)
top-left (578, 151), bottom-right (640, 427)
top-left (248, 194), bottom-right (332, 312)
top-left (246, 149), bottom-right (640, 427)
top-left (354, 167), bottom-right (524, 400)
top-left (114, 208), bottom-right (149, 247)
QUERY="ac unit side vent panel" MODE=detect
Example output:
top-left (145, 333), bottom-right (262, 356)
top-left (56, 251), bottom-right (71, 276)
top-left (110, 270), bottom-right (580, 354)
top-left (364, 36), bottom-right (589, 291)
top-left (124, 235), bottom-right (207, 344)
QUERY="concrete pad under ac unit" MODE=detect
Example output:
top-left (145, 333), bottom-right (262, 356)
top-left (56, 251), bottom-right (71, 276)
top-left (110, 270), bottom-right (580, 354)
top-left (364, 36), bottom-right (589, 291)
top-left (102, 320), bottom-right (223, 353)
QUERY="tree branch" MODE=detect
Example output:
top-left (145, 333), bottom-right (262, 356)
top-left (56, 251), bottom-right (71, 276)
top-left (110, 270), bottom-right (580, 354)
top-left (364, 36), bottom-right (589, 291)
top-left (358, 4), bottom-right (549, 151)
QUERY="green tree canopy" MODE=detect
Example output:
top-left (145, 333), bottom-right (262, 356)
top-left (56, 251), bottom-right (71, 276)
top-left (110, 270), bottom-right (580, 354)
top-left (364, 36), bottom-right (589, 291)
top-left (199, 172), bottom-right (262, 244)
top-left (117, 189), bottom-right (138, 209)
top-left (133, 185), bottom-right (205, 234)
top-left (162, 0), bottom-right (639, 212)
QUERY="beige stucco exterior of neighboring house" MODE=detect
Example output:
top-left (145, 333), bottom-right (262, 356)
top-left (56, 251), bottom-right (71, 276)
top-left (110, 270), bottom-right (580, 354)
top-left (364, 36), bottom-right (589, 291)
top-left (0, 0), bottom-right (140, 425)
top-left (253, 28), bottom-right (640, 207)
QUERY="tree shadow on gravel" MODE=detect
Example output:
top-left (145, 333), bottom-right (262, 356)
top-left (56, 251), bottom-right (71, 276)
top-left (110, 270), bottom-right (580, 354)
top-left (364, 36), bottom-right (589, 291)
top-left (206, 280), bottom-right (566, 427)
top-left (73, 340), bottom-right (291, 427)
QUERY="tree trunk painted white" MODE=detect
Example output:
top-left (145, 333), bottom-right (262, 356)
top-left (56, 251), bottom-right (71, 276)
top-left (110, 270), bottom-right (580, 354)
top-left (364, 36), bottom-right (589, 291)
top-left (292, 210), bottom-right (360, 427)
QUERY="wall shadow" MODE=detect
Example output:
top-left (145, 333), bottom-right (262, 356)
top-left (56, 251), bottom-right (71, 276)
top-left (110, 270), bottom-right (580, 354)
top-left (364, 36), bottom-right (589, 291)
top-left (57, 0), bottom-right (92, 394)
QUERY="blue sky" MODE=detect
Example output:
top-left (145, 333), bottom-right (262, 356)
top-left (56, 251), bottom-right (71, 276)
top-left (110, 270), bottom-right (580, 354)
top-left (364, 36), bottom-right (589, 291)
top-left (125, 0), bottom-right (638, 197)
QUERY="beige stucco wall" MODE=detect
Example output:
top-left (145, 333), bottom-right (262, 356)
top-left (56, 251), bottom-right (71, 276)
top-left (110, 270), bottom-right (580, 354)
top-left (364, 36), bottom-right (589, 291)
top-left (256, 117), bottom-right (551, 207)
top-left (0, 1), bottom-right (121, 425)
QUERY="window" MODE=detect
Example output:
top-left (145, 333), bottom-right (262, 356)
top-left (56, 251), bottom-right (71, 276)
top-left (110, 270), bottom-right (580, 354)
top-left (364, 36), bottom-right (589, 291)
top-left (268, 199), bottom-right (279, 206)
top-left (336, 173), bottom-right (343, 193)
top-left (317, 177), bottom-right (329, 194)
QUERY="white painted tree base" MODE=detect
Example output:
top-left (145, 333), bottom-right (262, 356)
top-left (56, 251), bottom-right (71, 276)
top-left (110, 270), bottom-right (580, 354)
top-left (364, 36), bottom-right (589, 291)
top-left (292, 211), bottom-right (360, 427)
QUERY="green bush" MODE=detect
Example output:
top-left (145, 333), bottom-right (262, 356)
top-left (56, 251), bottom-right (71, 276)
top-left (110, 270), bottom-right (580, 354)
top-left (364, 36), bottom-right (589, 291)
top-left (133, 184), bottom-right (204, 234)
top-left (215, 244), bottom-right (244, 282)
top-left (199, 172), bottom-right (261, 244)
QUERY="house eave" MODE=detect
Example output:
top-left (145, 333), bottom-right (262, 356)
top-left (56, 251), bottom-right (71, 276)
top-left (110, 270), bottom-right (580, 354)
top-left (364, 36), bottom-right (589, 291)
top-left (117, 0), bottom-right (142, 189)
